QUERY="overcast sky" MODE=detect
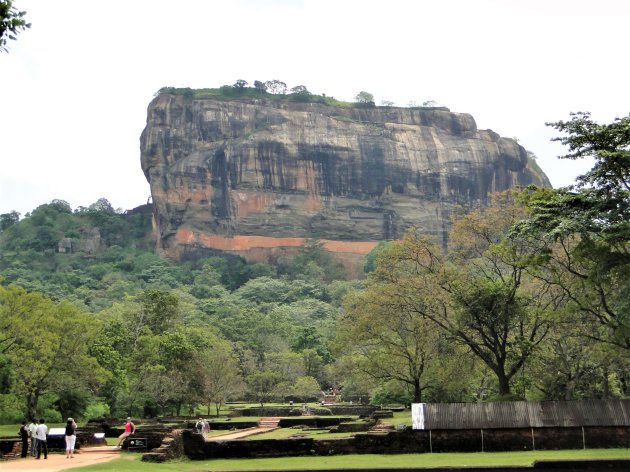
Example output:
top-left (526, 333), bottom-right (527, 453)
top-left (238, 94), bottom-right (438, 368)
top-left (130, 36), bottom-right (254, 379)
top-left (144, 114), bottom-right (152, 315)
top-left (1, 0), bottom-right (629, 216)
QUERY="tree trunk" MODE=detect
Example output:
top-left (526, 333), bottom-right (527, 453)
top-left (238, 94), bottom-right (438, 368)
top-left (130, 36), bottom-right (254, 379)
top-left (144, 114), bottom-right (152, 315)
top-left (497, 371), bottom-right (511, 396)
top-left (413, 378), bottom-right (422, 403)
top-left (26, 392), bottom-right (39, 420)
top-left (602, 367), bottom-right (610, 399)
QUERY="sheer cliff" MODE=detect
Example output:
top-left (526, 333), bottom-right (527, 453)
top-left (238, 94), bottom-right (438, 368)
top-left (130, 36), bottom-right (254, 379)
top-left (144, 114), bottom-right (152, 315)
top-left (140, 93), bottom-right (550, 275)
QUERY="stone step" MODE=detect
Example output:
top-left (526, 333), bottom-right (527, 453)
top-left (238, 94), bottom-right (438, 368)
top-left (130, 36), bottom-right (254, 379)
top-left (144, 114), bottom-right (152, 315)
top-left (258, 417), bottom-right (281, 428)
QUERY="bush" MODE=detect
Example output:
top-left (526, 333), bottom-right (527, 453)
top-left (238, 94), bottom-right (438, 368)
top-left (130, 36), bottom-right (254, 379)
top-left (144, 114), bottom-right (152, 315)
top-left (0, 394), bottom-right (25, 423)
top-left (84, 401), bottom-right (110, 421)
top-left (370, 383), bottom-right (413, 406)
top-left (42, 408), bottom-right (62, 424)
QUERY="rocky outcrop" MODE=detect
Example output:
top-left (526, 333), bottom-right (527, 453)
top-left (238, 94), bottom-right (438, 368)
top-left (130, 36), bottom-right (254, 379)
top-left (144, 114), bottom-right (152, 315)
top-left (57, 227), bottom-right (101, 254)
top-left (140, 93), bottom-right (550, 275)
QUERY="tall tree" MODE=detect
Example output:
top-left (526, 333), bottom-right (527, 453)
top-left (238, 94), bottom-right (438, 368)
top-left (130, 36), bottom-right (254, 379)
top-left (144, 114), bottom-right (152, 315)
top-left (0, 211), bottom-right (19, 232)
top-left (354, 91), bottom-right (375, 106)
top-left (247, 370), bottom-right (282, 407)
top-left (2, 287), bottom-right (106, 418)
top-left (0, 284), bottom-right (48, 354)
top-left (515, 112), bottom-right (630, 349)
top-left (253, 80), bottom-right (267, 94)
top-left (0, 1), bottom-right (30, 53)
top-left (199, 341), bottom-right (244, 416)
top-left (292, 376), bottom-right (320, 402)
top-left (290, 85), bottom-right (309, 94)
top-left (528, 318), bottom-right (626, 400)
top-left (264, 79), bottom-right (287, 95)
top-left (364, 194), bottom-right (557, 397)
top-left (337, 286), bottom-right (449, 402)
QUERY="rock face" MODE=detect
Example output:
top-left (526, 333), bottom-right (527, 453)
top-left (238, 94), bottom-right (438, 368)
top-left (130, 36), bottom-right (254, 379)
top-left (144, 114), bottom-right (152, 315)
top-left (140, 94), bottom-right (550, 275)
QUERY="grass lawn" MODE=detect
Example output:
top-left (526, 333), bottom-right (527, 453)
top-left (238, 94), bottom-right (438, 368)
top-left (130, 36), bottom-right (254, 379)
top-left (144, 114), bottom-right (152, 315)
top-left (205, 429), bottom-right (236, 438)
top-left (381, 409), bottom-right (412, 427)
top-left (247, 428), bottom-right (357, 440)
top-left (0, 422), bottom-right (65, 437)
top-left (65, 449), bottom-right (630, 471)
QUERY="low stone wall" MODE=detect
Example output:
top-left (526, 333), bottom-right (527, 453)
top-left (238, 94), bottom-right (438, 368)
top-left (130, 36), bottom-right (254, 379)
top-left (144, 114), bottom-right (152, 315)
top-left (87, 419), bottom-right (176, 449)
top-left (328, 405), bottom-right (379, 416)
top-left (0, 438), bottom-right (20, 459)
top-left (182, 426), bottom-right (630, 460)
top-left (142, 428), bottom-right (186, 463)
top-left (157, 416), bottom-right (199, 423)
top-left (121, 425), bottom-right (176, 451)
top-left (335, 421), bottom-right (374, 433)
top-left (237, 406), bottom-right (333, 417)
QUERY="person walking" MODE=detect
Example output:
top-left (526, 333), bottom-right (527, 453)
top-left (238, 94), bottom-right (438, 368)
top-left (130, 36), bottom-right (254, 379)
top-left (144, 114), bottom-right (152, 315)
top-left (28, 419), bottom-right (37, 457)
top-left (115, 417), bottom-right (135, 448)
top-left (35, 418), bottom-right (48, 459)
top-left (19, 421), bottom-right (29, 458)
top-left (195, 417), bottom-right (204, 433)
top-left (65, 417), bottom-right (77, 458)
top-left (202, 418), bottom-right (211, 437)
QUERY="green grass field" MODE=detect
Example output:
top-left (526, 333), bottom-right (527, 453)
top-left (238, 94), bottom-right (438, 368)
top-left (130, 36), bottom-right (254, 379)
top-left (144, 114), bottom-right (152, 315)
top-left (0, 422), bottom-right (66, 437)
top-left (4, 412), bottom-right (626, 471)
top-left (247, 428), bottom-right (356, 440)
top-left (63, 449), bottom-right (630, 471)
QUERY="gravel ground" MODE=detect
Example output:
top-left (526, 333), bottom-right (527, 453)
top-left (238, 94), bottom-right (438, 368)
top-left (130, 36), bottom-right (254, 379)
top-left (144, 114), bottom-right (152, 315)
top-left (1, 446), bottom-right (120, 472)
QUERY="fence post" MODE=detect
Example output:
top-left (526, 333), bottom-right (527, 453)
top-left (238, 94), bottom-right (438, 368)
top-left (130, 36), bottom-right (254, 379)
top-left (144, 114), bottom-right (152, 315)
top-left (531, 427), bottom-right (535, 451)
top-left (582, 426), bottom-right (586, 449)
top-left (429, 430), bottom-right (433, 453)
top-left (481, 428), bottom-right (484, 452)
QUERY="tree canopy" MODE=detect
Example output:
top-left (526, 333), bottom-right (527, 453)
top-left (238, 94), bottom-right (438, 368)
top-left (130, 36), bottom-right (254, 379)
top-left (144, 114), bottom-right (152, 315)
top-left (2, 121), bottom-right (630, 422)
top-left (0, 1), bottom-right (29, 52)
top-left (514, 112), bottom-right (630, 350)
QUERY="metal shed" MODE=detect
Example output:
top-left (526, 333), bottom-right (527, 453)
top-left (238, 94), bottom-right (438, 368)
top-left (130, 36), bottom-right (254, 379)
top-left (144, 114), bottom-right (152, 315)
top-left (413, 399), bottom-right (630, 430)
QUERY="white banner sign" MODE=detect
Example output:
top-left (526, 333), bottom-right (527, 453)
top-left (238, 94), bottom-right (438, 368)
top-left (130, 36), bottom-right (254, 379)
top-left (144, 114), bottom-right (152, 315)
top-left (411, 403), bottom-right (426, 430)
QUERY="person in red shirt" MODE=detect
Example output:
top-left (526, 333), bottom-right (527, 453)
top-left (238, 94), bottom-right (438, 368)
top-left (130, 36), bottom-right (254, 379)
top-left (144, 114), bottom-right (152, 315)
top-left (115, 417), bottom-right (135, 448)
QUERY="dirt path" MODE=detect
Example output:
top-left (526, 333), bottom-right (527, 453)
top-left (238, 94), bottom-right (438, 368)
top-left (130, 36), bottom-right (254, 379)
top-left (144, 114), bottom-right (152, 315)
top-left (206, 426), bottom-right (276, 441)
top-left (1, 447), bottom-right (120, 472)
top-left (1, 428), bottom-right (276, 470)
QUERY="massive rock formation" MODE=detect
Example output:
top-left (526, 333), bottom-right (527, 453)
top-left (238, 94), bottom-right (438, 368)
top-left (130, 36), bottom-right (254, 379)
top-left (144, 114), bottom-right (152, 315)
top-left (140, 93), bottom-right (550, 275)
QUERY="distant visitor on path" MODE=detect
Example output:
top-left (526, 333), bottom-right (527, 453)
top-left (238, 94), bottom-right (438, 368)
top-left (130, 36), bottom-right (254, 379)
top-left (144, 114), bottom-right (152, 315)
top-left (116, 417), bottom-right (136, 448)
top-left (19, 421), bottom-right (29, 458)
top-left (196, 417), bottom-right (210, 436)
top-left (65, 417), bottom-right (77, 458)
top-left (35, 418), bottom-right (48, 459)
top-left (28, 419), bottom-right (37, 457)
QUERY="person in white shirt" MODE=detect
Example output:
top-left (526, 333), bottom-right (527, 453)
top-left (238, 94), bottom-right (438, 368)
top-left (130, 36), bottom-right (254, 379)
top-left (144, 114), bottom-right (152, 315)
top-left (28, 419), bottom-right (37, 457)
top-left (35, 418), bottom-right (48, 459)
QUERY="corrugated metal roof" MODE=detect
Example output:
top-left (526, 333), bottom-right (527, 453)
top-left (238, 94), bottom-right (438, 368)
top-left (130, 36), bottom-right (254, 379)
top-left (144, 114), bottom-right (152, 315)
top-left (416, 400), bottom-right (630, 430)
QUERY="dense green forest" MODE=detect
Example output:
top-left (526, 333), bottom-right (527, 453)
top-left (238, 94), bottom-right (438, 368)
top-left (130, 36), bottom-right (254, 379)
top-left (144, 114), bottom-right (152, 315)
top-left (0, 112), bottom-right (628, 424)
